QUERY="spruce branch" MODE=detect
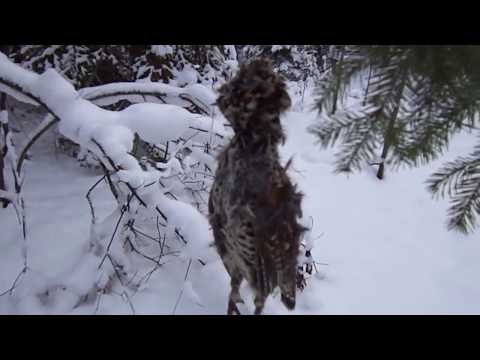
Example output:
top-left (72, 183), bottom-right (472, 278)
top-left (427, 142), bottom-right (480, 233)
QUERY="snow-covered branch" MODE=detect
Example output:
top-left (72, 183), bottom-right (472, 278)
top-left (0, 189), bottom-right (16, 203)
top-left (0, 51), bottom-right (227, 173)
top-left (0, 51), bottom-right (224, 311)
top-left (79, 82), bottom-right (216, 116)
top-left (0, 52), bottom-right (220, 187)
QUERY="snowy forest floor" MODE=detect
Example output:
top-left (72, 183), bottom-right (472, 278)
top-left (1, 97), bottom-right (480, 315)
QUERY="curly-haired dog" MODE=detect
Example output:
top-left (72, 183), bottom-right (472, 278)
top-left (208, 59), bottom-right (305, 315)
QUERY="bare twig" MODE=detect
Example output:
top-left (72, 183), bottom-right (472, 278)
top-left (94, 290), bottom-right (103, 314)
top-left (130, 225), bottom-right (166, 243)
top-left (188, 126), bottom-right (224, 139)
top-left (107, 254), bottom-right (126, 287)
top-left (16, 114), bottom-right (59, 174)
top-left (136, 265), bottom-right (162, 289)
top-left (124, 236), bottom-right (166, 267)
top-left (156, 216), bottom-right (163, 259)
top-left (98, 199), bottom-right (130, 270)
top-left (86, 175), bottom-right (106, 224)
top-left (20, 197), bottom-right (27, 249)
top-left (121, 290), bottom-right (136, 315)
top-left (159, 234), bottom-right (167, 262)
top-left (97, 161), bottom-right (119, 201)
top-left (0, 266), bottom-right (27, 297)
top-left (125, 270), bottom-right (139, 288)
top-left (172, 258), bottom-right (193, 315)
top-left (0, 93), bottom-right (8, 208)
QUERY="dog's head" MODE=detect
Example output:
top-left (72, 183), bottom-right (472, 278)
top-left (217, 58), bottom-right (291, 142)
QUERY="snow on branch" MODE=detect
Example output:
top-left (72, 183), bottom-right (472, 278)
top-left (0, 51), bottom-right (217, 117)
top-left (0, 51), bottom-right (225, 311)
top-left (0, 52), bottom-right (221, 188)
top-left (0, 189), bottom-right (16, 203)
top-left (79, 82), bottom-right (216, 116)
top-left (0, 51), bottom-right (227, 170)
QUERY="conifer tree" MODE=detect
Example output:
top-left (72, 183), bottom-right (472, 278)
top-left (9, 45), bottom-right (133, 88)
top-left (239, 45), bottom-right (327, 82)
top-left (311, 45), bottom-right (480, 232)
top-left (134, 45), bottom-right (237, 86)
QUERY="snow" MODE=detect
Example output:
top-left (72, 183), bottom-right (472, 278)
top-left (174, 64), bottom-right (199, 87)
top-left (184, 83), bottom-right (216, 111)
top-left (151, 45), bottom-right (174, 57)
top-left (3, 53), bottom-right (480, 314)
top-left (79, 81), bottom-right (216, 116)
top-left (0, 189), bottom-right (16, 203)
top-left (118, 104), bottom-right (192, 144)
top-left (0, 54), bottom-right (222, 193)
top-left (2, 89), bottom-right (480, 315)
top-left (224, 45), bottom-right (237, 60)
top-left (0, 54), bottom-right (40, 106)
top-left (272, 45), bottom-right (290, 53)
top-left (280, 109), bottom-right (480, 315)
top-left (0, 110), bottom-right (8, 124)
top-left (140, 190), bottom-right (215, 262)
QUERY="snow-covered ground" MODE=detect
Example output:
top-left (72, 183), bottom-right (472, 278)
top-left (1, 89), bottom-right (480, 315)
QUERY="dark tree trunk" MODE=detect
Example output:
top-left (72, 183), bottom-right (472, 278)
top-left (330, 46), bottom-right (345, 115)
top-left (375, 106), bottom-right (400, 180)
top-left (376, 155), bottom-right (386, 180)
top-left (377, 67), bottom-right (407, 180)
top-left (375, 67), bottom-right (407, 180)
top-left (363, 65), bottom-right (373, 107)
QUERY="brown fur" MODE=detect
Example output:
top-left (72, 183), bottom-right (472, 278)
top-left (208, 59), bottom-right (306, 315)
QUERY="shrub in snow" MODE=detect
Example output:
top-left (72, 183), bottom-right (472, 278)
top-left (9, 45), bottom-right (134, 88)
top-left (238, 45), bottom-right (329, 83)
top-left (134, 45), bottom-right (238, 87)
top-left (296, 217), bottom-right (323, 291)
top-left (0, 51), bottom-right (228, 312)
top-left (239, 45), bottom-right (339, 112)
top-left (7, 45), bottom-right (234, 171)
top-left (1, 46), bottom-right (327, 313)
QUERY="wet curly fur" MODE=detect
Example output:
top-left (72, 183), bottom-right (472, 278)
top-left (208, 59), bottom-right (306, 315)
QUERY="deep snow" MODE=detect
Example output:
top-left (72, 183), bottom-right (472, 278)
top-left (2, 88), bottom-right (480, 314)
